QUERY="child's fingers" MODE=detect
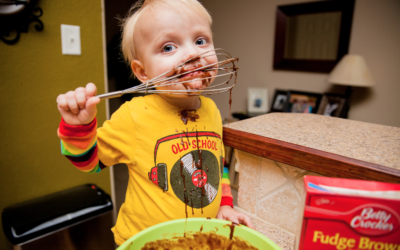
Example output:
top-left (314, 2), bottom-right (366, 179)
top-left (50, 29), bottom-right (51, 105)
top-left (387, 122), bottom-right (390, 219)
top-left (237, 213), bottom-right (254, 229)
top-left (75, 87), bottom-right (87, 110)
top-left (85, 96), bottom-right (100, 116)
top-left (65, 91), bottom-right (79, 114)
top-left (56, 94), bottom-right (69, 111)
top-left (85, 82), bottom-right (97, 98)
top-left (227, 216), bottom-right (239, 225)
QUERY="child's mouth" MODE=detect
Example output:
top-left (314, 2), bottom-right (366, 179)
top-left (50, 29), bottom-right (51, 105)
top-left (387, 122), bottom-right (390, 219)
top-left (176, 64), bottom-right (205, 79)
top-left (169, 63), bottom-right (214, 90)
top-left (178, 70), bottom-right (204, 80)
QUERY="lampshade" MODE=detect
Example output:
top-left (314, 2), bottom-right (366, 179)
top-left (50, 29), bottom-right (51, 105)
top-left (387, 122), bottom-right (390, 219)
top-left (327, 55), bottom-right (375, 87)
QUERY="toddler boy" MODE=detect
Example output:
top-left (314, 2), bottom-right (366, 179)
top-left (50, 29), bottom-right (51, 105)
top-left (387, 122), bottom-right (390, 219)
top-left (57, 0), bottom-right (253, 246)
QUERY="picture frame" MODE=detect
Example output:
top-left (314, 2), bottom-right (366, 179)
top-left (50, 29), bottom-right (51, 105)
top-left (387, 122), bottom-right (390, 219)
top-left (316, 93), bottom-right (350, 118)
top-left (247, 87), bottom-right (269, 114)
top-left (284, 90), bottom-right (322, 114)
top-left (273, 0), bottom-right (355, 73)
top-left (270, 89), bottom-right (288, 112)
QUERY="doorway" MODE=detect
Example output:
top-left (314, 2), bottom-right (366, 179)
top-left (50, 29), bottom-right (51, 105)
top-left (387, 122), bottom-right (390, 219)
top-left (104, 0), bottom-right (140, 220)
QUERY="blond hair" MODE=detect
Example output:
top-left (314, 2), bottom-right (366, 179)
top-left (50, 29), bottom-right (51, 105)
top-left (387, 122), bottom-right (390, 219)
top-left (120, 0), bottom-right (212, 64)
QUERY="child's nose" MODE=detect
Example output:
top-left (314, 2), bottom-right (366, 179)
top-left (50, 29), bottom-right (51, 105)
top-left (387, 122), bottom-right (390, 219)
top-left (182, 46), bottom-right (201, 63)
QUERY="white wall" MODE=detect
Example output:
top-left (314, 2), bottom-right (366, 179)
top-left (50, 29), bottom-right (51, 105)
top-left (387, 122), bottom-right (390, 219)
top-left (202, 0), bottom-right (400, 127)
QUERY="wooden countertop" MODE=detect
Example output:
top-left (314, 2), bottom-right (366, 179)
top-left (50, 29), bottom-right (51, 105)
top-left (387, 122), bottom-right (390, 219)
top-left (223, 113), bottom-right (400, 183)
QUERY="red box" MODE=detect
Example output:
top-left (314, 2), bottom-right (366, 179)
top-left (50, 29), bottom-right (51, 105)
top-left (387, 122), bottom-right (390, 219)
top-left (299, 176), bottom-right (400, 250)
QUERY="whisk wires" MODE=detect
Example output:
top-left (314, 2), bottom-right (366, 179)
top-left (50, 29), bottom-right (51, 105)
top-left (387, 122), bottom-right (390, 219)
top-left (96, 48), bottom-right (238, 99)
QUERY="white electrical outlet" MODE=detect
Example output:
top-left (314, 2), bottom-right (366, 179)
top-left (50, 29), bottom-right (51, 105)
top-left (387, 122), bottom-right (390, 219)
top-left (61, 24), bottom-right (81, 55)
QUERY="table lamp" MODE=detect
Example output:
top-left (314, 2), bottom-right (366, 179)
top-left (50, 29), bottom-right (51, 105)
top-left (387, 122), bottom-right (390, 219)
top-left (327, 54), bottom-right (375, 118)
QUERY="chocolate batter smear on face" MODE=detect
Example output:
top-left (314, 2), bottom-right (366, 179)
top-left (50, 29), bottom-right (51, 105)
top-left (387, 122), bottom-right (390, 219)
top-left (180, 109), bottom-right (199, 125)
top-left (178, 64), bottom-right (203, 80)
top-left (201, 71), bottom-right (212, 87)
top-left (170, 61), bottom-right (214, 92)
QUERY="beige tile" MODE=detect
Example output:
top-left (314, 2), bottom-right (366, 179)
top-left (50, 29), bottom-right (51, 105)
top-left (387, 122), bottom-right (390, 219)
top-left (235, 207), bottom-right (295, 250)
top-left (277, 162), bottom-right (306, 177)
top-left (257, 186), bottom-right (301, 234)
top-left (294, 177), bottom-right (305, 197)
top-left (236, 150), bottom-right (260, 214)
top-left (259, 158), bottom-right (287, 198)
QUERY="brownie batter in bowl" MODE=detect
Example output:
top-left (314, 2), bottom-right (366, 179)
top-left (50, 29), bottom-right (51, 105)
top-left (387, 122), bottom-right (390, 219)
top-left (117, 218), bottom-right (281, 250)
top-left (141, 231), bottom-right (258, 249)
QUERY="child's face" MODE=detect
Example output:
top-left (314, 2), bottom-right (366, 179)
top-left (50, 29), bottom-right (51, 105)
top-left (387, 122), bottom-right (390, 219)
top-left (132, 5), bottom-right (218, 97)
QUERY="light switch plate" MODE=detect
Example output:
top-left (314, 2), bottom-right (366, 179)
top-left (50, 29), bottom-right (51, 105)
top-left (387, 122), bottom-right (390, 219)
top-left (61, 24), bottom-right (81, 55)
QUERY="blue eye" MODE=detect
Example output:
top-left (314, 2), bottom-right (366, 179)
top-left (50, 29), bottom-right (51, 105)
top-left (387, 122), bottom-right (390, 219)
top-left (163, 44), bottom-right (177, 53)
top-left (195, 38), bottom-right (206, 46)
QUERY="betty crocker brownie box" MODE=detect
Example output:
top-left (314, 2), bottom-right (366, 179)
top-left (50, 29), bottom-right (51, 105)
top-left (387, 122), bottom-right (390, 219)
top-left (299, 176), bottom-right (400, 250)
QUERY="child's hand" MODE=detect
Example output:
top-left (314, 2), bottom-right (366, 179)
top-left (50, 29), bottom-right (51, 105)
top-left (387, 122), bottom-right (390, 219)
top-left (56, 83), bottom-right (100, 125)
top-left (216, 206), bottom-right (254, 229)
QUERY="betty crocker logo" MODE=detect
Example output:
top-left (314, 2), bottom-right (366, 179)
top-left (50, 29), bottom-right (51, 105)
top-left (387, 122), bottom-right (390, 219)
top-left (304, 203), bottom-right (400, 237)
top-left (349, 205), bottom-right (400, 236)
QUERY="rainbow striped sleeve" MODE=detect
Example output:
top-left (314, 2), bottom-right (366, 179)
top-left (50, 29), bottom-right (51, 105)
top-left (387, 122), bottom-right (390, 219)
top-left (57, 118), bottom-right (107, 173)
top-left (220, 163), bottom-right (233, 207)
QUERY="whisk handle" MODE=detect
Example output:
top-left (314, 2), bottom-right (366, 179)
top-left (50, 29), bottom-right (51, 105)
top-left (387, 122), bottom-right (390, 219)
top-left (96, 91), bottom-right (123, 100)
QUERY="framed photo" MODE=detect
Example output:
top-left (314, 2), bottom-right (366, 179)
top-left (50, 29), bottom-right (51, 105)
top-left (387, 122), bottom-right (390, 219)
top-left (273, 0), bottom-right (355, 73)
top-left (317, 93), bottom-right (349, 118)
top-left (284, 90), bottom-right (322, 113)
top-left (270, 89), bottom-right (288, 112)
top-left (247, 88), bottom-right (269, 113)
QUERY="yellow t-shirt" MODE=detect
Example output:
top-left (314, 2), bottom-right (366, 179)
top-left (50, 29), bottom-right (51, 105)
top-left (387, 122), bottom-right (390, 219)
top-left (97, 94), bottom-right (225, 245)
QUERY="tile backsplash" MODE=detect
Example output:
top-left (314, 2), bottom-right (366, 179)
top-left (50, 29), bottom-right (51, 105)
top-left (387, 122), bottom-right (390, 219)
top-left (230, 149), bottom-right (324, 250)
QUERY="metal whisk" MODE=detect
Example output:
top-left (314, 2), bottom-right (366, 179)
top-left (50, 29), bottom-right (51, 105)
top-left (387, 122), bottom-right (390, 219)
top-left (96, 48), bottom-right (238, 100)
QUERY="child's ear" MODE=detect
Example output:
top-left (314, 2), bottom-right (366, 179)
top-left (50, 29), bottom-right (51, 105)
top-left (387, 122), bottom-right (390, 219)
top-left (131, 60), bottom-right (148, 83)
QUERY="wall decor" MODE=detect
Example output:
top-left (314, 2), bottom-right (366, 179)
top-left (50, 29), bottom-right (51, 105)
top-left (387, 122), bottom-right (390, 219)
top-left (284, 90), bottom-right (322, 114)
top-left (316, 93), bottom-right (349, 118)
top-left (0, 0), bottom-right (44, 45)
top-left (247, 87), bottom-right (269, 114)
top-left (273, 0), bottom-right (355, 73)
top-left (270, 89), bottom-right (288, 112)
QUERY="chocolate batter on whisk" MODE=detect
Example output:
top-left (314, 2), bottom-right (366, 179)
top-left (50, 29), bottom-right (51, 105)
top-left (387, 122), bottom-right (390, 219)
top-left (95, 49), bottom-right (238, 99)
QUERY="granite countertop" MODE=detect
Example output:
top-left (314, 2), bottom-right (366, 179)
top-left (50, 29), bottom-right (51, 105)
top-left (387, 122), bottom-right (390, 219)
top-left (225, 113), bottom-right (400, 170)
